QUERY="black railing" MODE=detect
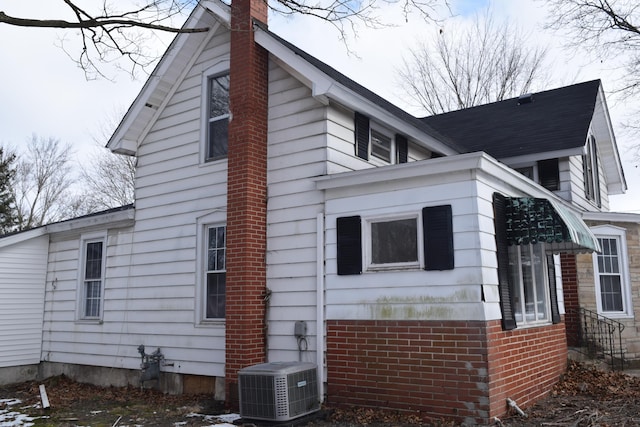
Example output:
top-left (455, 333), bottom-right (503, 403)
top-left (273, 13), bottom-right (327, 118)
top-left (572, 307), bottom-right (626, 371)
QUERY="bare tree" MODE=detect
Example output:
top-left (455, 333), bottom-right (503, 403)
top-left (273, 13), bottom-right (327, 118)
top-left (0, 0), bottom-right (450, 78)
top-left (11, 136), bottom-right (77, 230)
top-left (398, 8), bottom-right (550, 115)
top-left (544, 0), bottom-right (640, 126)
top-left (79, 145), bottom-right (136, 212)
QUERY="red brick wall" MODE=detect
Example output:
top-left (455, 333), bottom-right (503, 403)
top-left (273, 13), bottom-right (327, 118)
top-left (326, 320), bottom-right (490, 424)
top-left (225, 0), bottom-right (269, 407)
top-left (327, 319), bottom-right (567, 424)
top-left (560, 254), bottom-right (580, 346)
top-left (486, 319), bottom-right (567, 418)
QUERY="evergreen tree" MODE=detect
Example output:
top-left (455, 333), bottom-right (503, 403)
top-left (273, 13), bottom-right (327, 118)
top-left (0, 148), bottom-right (17, 235)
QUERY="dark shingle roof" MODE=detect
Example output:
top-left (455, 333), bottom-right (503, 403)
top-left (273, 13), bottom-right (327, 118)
top-left (420, 80), bottom-right (601, 159)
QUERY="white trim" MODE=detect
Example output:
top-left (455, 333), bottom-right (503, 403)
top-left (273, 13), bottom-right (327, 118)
top-left (0, 227), bottom-right (46, 249)
top-left (583, 211), bottom-right (640, 223)
top-left (76, 231), bottom-right (107, 322)
top-left (195, 210), bottom-right (227, 326)
top-left (200, 61), bottom-right (230, 164)
top-left (500, 147), bottom-right (585, 166)
top-left (363, 213), bottom-right (422, 271)
top-left (591, 225), bottom-right (633, 318)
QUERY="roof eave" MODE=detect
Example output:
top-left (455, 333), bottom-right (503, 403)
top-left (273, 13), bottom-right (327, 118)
top-left (254, 27), bottom-right (458, 157)
top-left (106, 1), bottom-right (230, 155)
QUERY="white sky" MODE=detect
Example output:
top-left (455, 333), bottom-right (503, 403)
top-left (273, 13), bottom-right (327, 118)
top-left (1, 0), bottom-right (639, 212)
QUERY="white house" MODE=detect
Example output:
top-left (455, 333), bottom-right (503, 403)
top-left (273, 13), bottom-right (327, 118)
top-left (0, 0), bottom-right (627, 424)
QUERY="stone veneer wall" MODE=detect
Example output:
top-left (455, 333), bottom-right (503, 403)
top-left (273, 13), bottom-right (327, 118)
top-left (578, 220), bottom-right (640, 362)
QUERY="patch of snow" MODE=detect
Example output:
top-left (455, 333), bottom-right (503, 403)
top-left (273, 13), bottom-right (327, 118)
top-left (215, 413), bottom-right (240, 423)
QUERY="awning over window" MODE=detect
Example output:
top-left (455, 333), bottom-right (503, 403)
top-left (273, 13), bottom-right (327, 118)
top-left (504, 197), bottom-right (600, 253)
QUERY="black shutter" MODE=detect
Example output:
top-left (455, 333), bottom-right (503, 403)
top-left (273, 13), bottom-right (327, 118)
top-left (493, 193), bottom-right (517, 331)
top-left (422, 205), bottom-right (454, 271)
top-left (354, 112), bottom-right (369, 160)
top-left (547, 254), bottom-right (561, 324)
top-left (337, 216), bottom-right (362, 275)
top-left (396, 134), bottom-right (408, 163)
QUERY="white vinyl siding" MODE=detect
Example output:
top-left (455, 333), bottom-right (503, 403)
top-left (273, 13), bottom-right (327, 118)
top-left (0, 234), bottom-right (48, 368)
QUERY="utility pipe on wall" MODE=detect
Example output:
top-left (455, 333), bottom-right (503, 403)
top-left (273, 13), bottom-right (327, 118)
top-left (316, 213), bottom-right (325, 402)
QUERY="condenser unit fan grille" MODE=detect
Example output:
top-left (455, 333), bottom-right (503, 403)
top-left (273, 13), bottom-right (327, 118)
top-left (238, 362), bottom-right (319, 422)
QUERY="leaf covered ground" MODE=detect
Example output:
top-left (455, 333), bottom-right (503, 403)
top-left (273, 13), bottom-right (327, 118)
top-left (2, 361), bottom-right (640, 426)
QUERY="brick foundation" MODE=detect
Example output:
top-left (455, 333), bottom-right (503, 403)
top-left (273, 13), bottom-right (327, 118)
top-left (327, 319), bottom-right (567, 425)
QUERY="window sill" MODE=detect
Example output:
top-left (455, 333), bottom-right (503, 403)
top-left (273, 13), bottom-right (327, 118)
top-left (366, 264), bottom-right (421, 272)
top-left (196, 320), bottom-right (225, 328)
top-left (75, 319), bottom-right (103, 325)
top-left (597, 312), bottom-right (633, 320)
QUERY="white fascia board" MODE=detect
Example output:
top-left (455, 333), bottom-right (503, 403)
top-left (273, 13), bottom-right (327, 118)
top-left (0, 227), bottom-right (47, 249)
top-left (46, 209), bottom-right (135, 235)
top-left (254, 29), bottom-right (458, 156)
top-left (593, 86), bottom-right (627, 195)
top-left (501, 147), bottom-right (585, 166)
top-left (316, 150), bottom-right (566, 202)
top-left (582, 211), bottom-right (640, 223)
top-left (107, 2), bottom-right (227, 155)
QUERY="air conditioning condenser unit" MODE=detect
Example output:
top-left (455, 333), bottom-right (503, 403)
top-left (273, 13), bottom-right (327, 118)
top-left (238, 361), bottom-right (320, 421)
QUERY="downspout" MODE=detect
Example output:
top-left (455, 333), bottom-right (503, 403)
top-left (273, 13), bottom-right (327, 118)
top-left (316, 213), bottom-right (325, 402)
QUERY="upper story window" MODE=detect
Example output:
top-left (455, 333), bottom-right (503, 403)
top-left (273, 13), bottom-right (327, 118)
top-left (592, 226), bottom-right (632, 318)
top-left (206, 74), bottom-right (230, 161)
top-left (354, 112), bottom-right (408, 164)
top-left (583, 135), bottom-right (601, 206)
top-left (77, 234), bottom-right (106, 321)
top-left (514, 159), bottom-right (559, 191)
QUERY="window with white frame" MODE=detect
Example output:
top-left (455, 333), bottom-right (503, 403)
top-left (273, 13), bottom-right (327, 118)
top-left (368, 216), bottom-right (419, 269)
top-left (370, 130), bottom-right (392, 162)
top-left (508, 243), bottom-right (551, 325)
top-left (79, 236), bottom-right (105, 320)
top-left (205, 225), bottom-right (226, 319)
top-left (205, 74), bottom-right (230, 161)
top-left (592, 226), bottom-right (631, 317)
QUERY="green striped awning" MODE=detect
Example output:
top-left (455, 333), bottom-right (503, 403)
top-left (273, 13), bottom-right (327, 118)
top-left (504, 197), bottom-right (600, 253)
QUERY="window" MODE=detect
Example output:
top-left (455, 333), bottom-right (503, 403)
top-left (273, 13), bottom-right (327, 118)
top-left (370, 130), bottom-right (392, 162)
top-left (354, 112), bottom-right (408, 164)
top-left (583, 135), bottom-right (601, 206)
top-left (78, 236), bottom-right (105, 320)
top-left (206, 225), bottom-right (226, 319)
top-left (508, 243), bottom-right (550, 325)
top-left (369, 217), bottom-right (419, 268)
top-left (206, 74), bottom-right (230, 161)
top-left (336, 205), bottom-right (454, 275)
top-left (592, 226), bottom-right (631, 317)
top-left (537, 159), bottom-right (559, 191)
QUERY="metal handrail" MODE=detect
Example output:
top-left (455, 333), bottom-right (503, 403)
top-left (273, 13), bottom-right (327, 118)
top-left (572, 307), bottom-right (625, 371)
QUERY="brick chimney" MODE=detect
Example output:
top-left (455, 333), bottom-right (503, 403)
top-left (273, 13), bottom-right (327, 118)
top-left (224, 0), bottom-right (269, 408)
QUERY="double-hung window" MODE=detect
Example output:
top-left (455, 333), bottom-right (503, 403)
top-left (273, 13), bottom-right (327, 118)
top-left (206, 74), bottom-right (230, 161)
top-left (508, 243), bottom-right (550, 325)
top-left (206, 225), bottom-right (226, 319)
top-left (79, 235), bottom-right (106, 320)
top-left (592, 226), bottom-right (631, 317)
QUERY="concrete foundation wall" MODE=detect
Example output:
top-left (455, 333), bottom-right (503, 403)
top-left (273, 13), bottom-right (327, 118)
top-left (0, 362), bottom-right (224, 401)
top-left (0, 364), bottom-right (39, 386)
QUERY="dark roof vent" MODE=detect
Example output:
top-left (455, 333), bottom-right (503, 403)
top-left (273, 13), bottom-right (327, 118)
top-left (518, 93), bottom-right (534, 105)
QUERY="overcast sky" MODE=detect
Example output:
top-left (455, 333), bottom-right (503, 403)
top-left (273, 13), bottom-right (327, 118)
top-left (1, 0), bottom-right (639, 212)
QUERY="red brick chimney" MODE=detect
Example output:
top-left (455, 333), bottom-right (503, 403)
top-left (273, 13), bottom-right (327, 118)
top-left (224, 0), bottom-right (269, 408)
